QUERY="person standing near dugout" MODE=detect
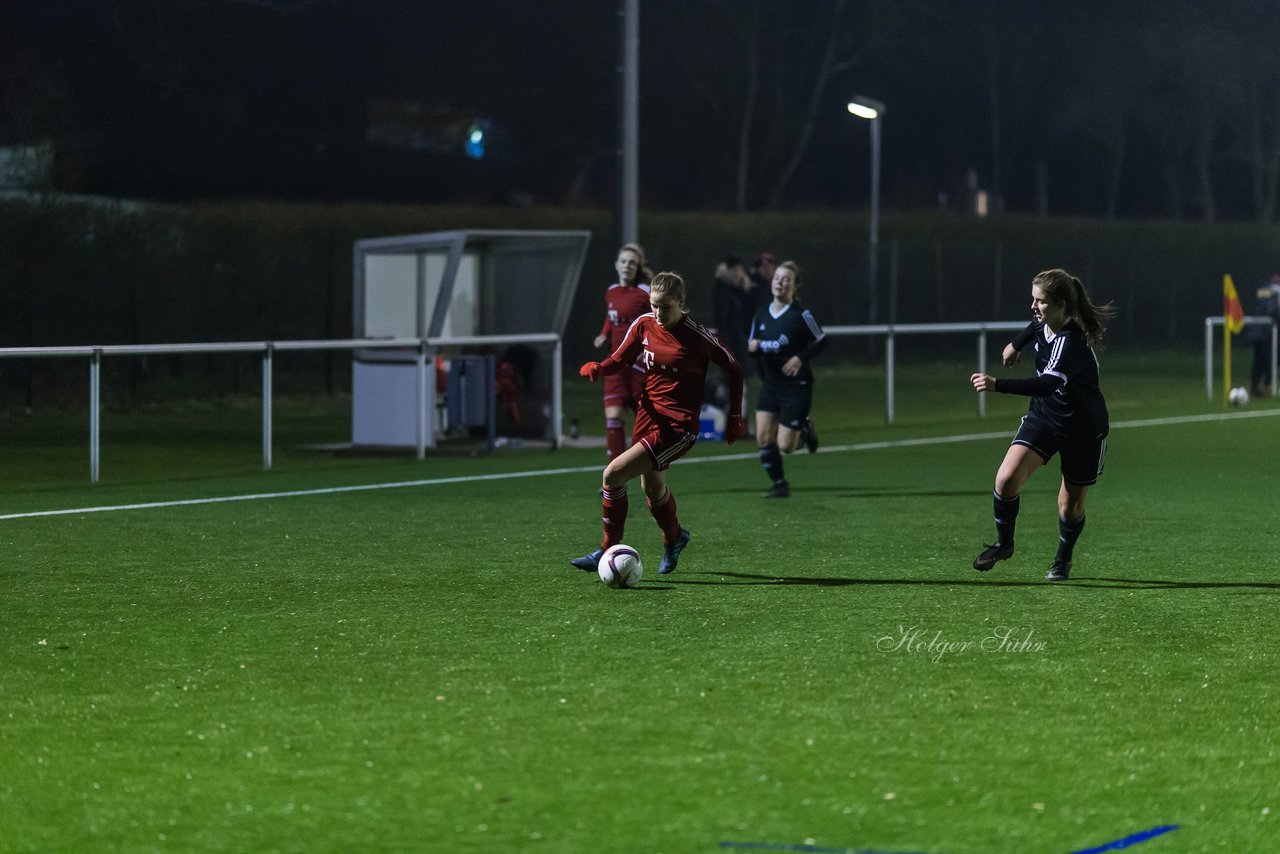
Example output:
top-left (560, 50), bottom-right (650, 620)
top-left (747, 260), bottom-right (827, 498)
top-left (1247, 274), bottom-right (1280, 398)
top-left (969, 268), bottom-right (1115, 581)
top-left (571, 272), bottom-right (746, 575)
top-left (593, 243), bottom-right (654, 460)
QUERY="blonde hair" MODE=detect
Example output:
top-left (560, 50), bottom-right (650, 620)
top-left (778, 260), bottom-right (801, 286)
top-left (648, 271), bottom-right (687, 309)
top-left (1032, 268), bottom-right (1116, 348)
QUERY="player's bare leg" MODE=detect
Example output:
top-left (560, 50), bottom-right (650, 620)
top-left (974, 444), bottom-right (1045, 571)
top-left (776, 425), bottom-right (802, 454)
top-left (604, 403), bottom-right (627, 460)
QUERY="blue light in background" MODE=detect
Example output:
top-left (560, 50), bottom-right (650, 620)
top-left (465, 120), bottom-right (489, 159)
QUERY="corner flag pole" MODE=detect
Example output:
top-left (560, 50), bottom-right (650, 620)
top-left (1223, 274), bottom-right (1245, 406)
top-left (1223, 310), bottom-right (1231, 408)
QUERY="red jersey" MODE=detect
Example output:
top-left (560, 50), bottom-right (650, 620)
top-left (598, 283), bottom-right (652, 351)
top-left (600, 314), bottom-right (743, 428)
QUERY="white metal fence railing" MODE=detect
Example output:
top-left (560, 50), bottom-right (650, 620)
top-left (822, 321), bottom-right (1030, 425)
top-left (1202, 316), bottom-right (1278, 400)
top-left (14, 319), bottom-right (1264, 484)
top-left (0, 334), bottom-right (562, 483)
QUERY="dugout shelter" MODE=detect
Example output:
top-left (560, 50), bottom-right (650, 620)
top-left (351, 229), bottom-right (590, 450)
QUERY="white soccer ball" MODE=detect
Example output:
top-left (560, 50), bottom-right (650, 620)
top-left (1229, 386), bottom-right (1250, 407)
top-left (598, 544), bottom-right (643, 588)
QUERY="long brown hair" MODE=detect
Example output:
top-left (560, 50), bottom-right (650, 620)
top-left (619, 242), bottom-right (654, 286)
top-left (1032, 268), bottom-right (1115, 348)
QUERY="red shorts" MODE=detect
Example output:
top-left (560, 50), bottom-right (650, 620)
top-left (632, 402), bottom-right (698, 471)
top-left (603, 365), bottom-right (646, 410)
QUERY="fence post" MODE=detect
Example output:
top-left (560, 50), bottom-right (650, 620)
top-left (262, 343), bottom-right (273, 471)
top-left (552, 339), bottom-right (563, 449)
top-left (1272, 321), bottom-right (1278, 398)
top-left (885, 331), bottom-right (896, 425)
top-left (485, 352), bottom-right (497, 454)
top-left (1204, 318), bottom-right (1214, 401)
top-left (89, 349), bottom-right (102, 483)
top-left (977, 330), bottom-right (988, 418)
top-left (416, 340), bottom-right (428, 460)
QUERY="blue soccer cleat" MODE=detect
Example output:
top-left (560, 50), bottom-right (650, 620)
top-left (570, 548), bottom-right (604, 572)
top-left (658, 529), bottom-right (691, 575)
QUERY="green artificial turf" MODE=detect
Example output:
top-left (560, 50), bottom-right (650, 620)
top-left (1, 351), bottom-right (1277, 852)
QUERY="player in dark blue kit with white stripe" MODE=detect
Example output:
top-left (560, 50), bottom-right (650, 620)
top-left (748, 260), bottom-right (827, 498)
top-left (969, 269), bottom-right (1115, 581)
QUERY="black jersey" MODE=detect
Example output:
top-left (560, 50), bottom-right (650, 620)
top-left (1006, 319), bottom-right (1108, 438)
top-left (748, 300), bottom-right (827, 385)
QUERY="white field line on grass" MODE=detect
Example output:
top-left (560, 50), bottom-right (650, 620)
top-left (2, 408), bottom-right (1277, 522)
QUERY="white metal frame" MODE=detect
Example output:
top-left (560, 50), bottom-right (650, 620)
top-left (353, 229), bottom-right (591, 341)
top-left (0, 334), bottom-right (561, 483)
top-left (351, 229), bottom-right (588, 450)
top-left (823, 321), bottom-right (1031, 425)
top-left (1202, 316), bottom-right (1278, 400)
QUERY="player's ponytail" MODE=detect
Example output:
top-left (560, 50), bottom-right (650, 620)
top-left (1033, 269), bottom-right (1116, 349)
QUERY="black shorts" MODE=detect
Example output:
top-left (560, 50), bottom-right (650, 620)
top-left (1011, 413), bottom-right (1108, 486)
top-left (756, 380), bottom-right (813, 430)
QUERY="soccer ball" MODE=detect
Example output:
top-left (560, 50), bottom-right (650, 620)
top-left (598, 544), bottom-right (643, 588)
top-left (1229, 386), bottom-right (1250, 407)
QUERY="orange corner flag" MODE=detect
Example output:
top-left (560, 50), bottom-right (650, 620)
top-left (1224, 274), bottom-right (1245, 335)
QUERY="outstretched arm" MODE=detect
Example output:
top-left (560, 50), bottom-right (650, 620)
top-left (581, 320), bottom-right (646, 381)
top-left (971, 372), bottom-right (1062, 396)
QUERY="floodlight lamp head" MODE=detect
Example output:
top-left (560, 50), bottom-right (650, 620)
top-left (847, 96), bottom-right (885, 120)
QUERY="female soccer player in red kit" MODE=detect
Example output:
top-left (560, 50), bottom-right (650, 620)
top-left (571, 272), bottom-right (747, 575)
top-left (594, 243), bottom-right (654, 459)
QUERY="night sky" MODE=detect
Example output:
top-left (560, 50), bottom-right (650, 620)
top-left (3, 0), bottom-right (1279, 220)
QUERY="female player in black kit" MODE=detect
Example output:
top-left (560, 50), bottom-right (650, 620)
top-left (969, 268), bottom-right (1115, 581)
top-left (747, 260), bottom-right (827, 498)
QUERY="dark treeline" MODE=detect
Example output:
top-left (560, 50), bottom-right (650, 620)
top-left (3, 198), bottom-right (1278, 411)
top-left (2, 0), bottom-right (1279, 221)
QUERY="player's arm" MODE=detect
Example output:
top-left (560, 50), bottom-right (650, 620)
top-left (971, 372), bottom-right (1061, 395)
top-left (598, 318), bottom-right (646, 374)
top-left (706, 334), bottom-right (746, 442)
top-left (796, 312), bottom-right (828, 363)
top-left (582, 318), bottom-right (646, 381)
top-left (779, 314), bottom-right (826, 376)
top-left (594, 312), bottom-right (611, 349)
top-left (1002, 321), bottom-right (1037, 365)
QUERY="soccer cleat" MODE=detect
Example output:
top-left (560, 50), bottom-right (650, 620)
top-left (570, 548), bottom-right (604, 572)
top-left (764, 480), bottom-right (791, 498)
top-left (972, 542), bottom-right (1013, 571)
top-left (802, 418), bottom-right (819, 453)
top-left (1045, 559), bottom-right (1072, 581)
top-left (658, 528), bottom-right (691, 574)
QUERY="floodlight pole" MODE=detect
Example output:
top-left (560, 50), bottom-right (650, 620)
top-left (617, 0), bottom-right (640, 246)
top-left (847, 96), bottom-right (885, 331)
